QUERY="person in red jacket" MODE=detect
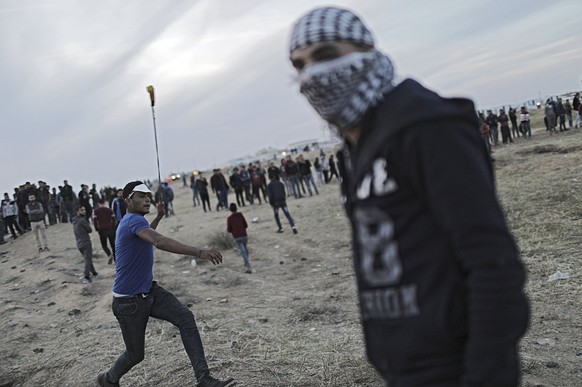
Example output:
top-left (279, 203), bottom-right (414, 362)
top-left (92, 199), bottom-right (117, 264)
top-left (226, 203), bottom-right (252, 273)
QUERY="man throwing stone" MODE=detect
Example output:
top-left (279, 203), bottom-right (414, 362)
top-left (97, 181), bottom-right (235, 387)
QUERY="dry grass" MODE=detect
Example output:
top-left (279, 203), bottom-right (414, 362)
top-left (493, 110), bottom-right (582, 386)
top-left (208, 231), bottom-right (236, 250)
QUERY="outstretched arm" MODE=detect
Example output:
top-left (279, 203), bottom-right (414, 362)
top-left (138, 227), bottom-right (223, 264)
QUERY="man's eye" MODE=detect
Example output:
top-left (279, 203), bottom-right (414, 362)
top-left (314, 52), bottom-right (339, 62)
top-left (292, 60), bottom-right (304, 71)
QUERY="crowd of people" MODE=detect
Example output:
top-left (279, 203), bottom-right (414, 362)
top-left (0, 180), bottom-right (126, 251)
top-left (476, 92), bottom-right (581, 155)
top-left (188, 151), bottom-right (339, 211)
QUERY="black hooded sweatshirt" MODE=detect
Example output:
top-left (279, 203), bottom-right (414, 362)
top-left (337, 79), bottom-right (529, 387)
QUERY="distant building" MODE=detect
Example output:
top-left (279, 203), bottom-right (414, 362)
top-left (287, 138), bottom-right (321, 153)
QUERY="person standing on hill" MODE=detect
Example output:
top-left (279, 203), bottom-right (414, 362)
top-left (48, 187), bottom-right (61, 225)
top-left (73, 206), bottom-right (98, 284)
top-left (238, 165), bottom-right (253, 205)
top-left (226, 203), bottom-right (252, 273)
top-left (327, 154), bottom-right (339, 182)
top-left (544, 99), bottom-right (557, 134)
top-left (313, 156), bottom-right (324, 186)
top-left (25, 194), bottom-right (49, 252)
top-left (289, 6), bottom-right (529, 386)
top-left (557, 98), bottom-right (567, 132)
top-left (297, 154), bottom-right (319, 195)
top-left (210, 169), bottom-right (229, 211)
top-left (96, 181), bottom-right (235, 387)
top-left (266, 176), bottom-right (298, 234)
top-left (509, 107), bottom-right (520, 138)
top-left (112, 189), bottom-right (127, 222)
top-left (485, 111), bottom-right (499, 145)
top-left (37, 181), bottom-right (51, 226)
top-left (78, 184), bottom-right (92, 221)
top-left (196, 174), bottom-right (212, 212)
top-left (498, 109), bottom-right (512, 144)
top-left (229, 167), bottom-right (246, 207)
top-left (93, 199), bottom-right (117, 265)
top-left (564, 99), bottom-right (573, 128)
top-left (90, 183), bottom-right (101, 208)
top-left (190, 173), bottom-right (202, 207)
top-left (284, 155), bottom-right (302, 199)
top-left (520, 106), bottom-right (531, 138)
top-left (2, 193), bottom-right (23, 239)
top-left (573, 92), bottom-right (581, 128)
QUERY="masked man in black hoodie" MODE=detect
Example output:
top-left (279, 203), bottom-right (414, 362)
top-left (289, 6), bottom-right (529, 387)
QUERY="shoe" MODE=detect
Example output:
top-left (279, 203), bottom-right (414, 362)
top-left (197, 374), bottom-right (236, 387)
top-left (97, 372), bottom-right (119, 387)
top-left (92, 272), bottom-right (99, 279)
top-left (245, 268), bottom-right (252, 274)
top-left (39, 248), bottom-right (44, 253)
top-left (43, 247), bottom-right (50, 251)
top-left (108, 256), bottom-right (113, 265)
top-left (276, 229), bottom-right (283, 233)
top-left (0, 241), bottom-right (6, 245)
top-left (83, 276), bottom-right (92, 284)
top-left (292, 227), bottom-right (298, 235)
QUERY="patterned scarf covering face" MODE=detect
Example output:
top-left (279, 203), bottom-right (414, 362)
top-left (297, 49), bottom-right (395, 133)
top-left (290, 6), bottom-right (396, 134)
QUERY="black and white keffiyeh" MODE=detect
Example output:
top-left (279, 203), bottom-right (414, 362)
top-left (290, 7), bottom-right (396, 134)
top-left (297, 49), bottom-right (395, 133)
top-left (289, 6), bottom-right (374, 53)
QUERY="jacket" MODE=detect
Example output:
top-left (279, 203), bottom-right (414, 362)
top-left (1, 200), bottom-right (18, 217)
top-left (25, 201), bottom-right (45, 222)
top-left (337, 79), bottom-right (529, 386)
top-left (73, 215), bottom-right (92, 247)
top-left (227, 212), bottom-right (248, 238)
top-left (266, 180), bottom-right (287, 207)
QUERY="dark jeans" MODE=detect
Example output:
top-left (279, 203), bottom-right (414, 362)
top-left (78, 241), bottom-right (96, 277)
top-left (243, 185), bottom-right (253, 204)
top-left (200, 193), bottom-right (211, 212)
top-left (234, 188), bottom-right (245, 207)
top-left (98, 228), bottom-right (116, 258)
top-left (272, 204), bottom-right (295, 230)
top-left (5, 215), bottom-right (22, 238)
top-left (216, 190), bottom-right (229, 211)
top-left (252, 185), bottom-right (262, 204)
top-left (107, 284), bottom-right (209, 383)
top-left (289, 175), bottom-right (302, 198)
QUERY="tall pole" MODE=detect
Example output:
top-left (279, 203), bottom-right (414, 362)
top-left (147, 85), bottom-right (162, 186)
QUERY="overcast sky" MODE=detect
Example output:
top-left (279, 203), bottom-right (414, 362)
top-left (1, 0), bottom-right (580, 192)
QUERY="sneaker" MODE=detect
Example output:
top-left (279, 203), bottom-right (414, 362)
top-left (292, 227), bottom-right (298, 235)
top-left (245, 268), bottom-right (252, 274)
top-left (83, 276), bottom-right (92, 284)
top-left (39, 248), bottom-right (44, 253)
top-left (108, 256), bottom-right (113, 265)
top-left (92, 272), bottom-right (99, 279)
top-left (197, 374), bottom-right (236, 387)
top-left (43, 247), bottom-right (50, 251)
top-left (97, 372), bottom-right (119, 387)
top-left (276, 229), bottom-right (283, 233)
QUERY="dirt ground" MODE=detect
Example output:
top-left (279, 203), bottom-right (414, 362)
top-left (1, 114), bottom-right (581, 386)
